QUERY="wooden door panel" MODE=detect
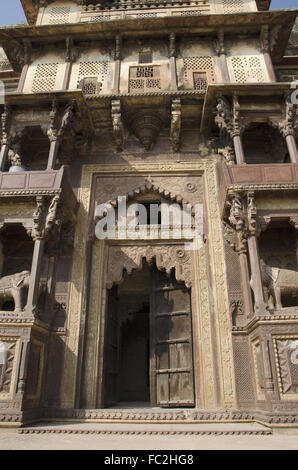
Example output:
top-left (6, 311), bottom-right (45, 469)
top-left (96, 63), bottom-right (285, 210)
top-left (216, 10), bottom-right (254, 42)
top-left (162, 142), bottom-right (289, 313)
top-left (104, 288), bottom-right (119, 407)
top-left (150, 270), bottom-right (195, 407)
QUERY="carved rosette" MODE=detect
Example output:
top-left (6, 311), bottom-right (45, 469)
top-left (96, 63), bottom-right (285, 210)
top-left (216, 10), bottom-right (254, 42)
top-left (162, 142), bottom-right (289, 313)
top-left (106, 244), bottom-right (192, 289)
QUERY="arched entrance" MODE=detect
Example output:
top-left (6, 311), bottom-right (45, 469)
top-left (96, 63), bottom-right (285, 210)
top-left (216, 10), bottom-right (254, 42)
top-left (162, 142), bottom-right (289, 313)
top-left (103, 261), bottom-right (195, 408)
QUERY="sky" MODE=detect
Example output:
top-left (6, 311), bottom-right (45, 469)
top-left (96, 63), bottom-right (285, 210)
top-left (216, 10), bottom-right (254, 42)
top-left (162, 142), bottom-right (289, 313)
top-left (0, 0), bottom-right (297, 26)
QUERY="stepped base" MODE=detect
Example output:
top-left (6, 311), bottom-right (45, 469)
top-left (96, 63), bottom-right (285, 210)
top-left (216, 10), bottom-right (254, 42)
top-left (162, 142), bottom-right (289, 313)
top-left (19, 422), bottom-right (272, 436)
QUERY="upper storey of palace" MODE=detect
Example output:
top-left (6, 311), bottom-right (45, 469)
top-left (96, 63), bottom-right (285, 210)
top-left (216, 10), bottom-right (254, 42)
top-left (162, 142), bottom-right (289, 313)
top-left (0, 0), bottom-right (296, 99)
top-left (23, 0), bottom-right (265, 25)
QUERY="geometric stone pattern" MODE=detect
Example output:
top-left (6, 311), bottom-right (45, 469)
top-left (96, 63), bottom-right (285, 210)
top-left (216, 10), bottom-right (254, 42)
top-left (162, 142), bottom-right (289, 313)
top-left (274, 336), bottom-right (298, 400)
top-left (31, 63), bottom-right (59, 93)
top-left (228, 56), bottom-right (268, 83)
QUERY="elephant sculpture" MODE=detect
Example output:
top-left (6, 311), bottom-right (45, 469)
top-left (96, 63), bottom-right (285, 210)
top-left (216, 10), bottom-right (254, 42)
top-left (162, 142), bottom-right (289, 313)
top-left (0, 271), bottom-right (30, 313)
top-left (261, 260), bottom-right (298, 309)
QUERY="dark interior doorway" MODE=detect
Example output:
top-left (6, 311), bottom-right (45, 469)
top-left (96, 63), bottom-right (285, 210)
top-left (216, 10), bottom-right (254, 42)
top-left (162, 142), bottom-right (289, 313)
top-left (103, 260), bottom-right (195, 409)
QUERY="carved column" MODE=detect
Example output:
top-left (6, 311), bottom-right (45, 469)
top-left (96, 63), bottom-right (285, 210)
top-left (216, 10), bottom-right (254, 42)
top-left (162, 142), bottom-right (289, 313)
top-left (260, 25), bottom-right (277, 83)
top-left (111, 99), bottom-right (124, 151)
top-left (215, 30), bottom-right (230, 83)
top-left (169, 33), bottom-right (178, 91)
top-left (246, 192), bottom-right (268, 314)
top-left (63, 37), bottom-right (76, 90)
top-left (270, 96), bottom-right (298, 164)
top-left (47, 100), bottom-right (75, 170)
top-left (16, 40), bottom-right (32, 93)
top-left (170, 98), bottom-right (181, 152)
top-left (113, 35), bottom-right (122, 94)
top-left (26, 197), bottom-right (46, 317)
top-left (0, 106), bottom-right (10, 171)
top-left (215, 95), bottom-right (248, 165)
top-left (228, 192), bottom-right (253, 317)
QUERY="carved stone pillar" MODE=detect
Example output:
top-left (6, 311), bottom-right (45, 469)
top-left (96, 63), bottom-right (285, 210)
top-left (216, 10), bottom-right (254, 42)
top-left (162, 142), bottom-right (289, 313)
top-left (261, 336), bottom-right (275, 404)
top-left (26, 238), bottom-right (45, 317)
top-left (169, 33), bottom-right (178, 91)
top-left (215, 95), bottom-right (248, 165)
top-left (63, 37), bottom-right (77, 90)
top-left (16, 40), bottom-right (32, 93)
top-left (47, 100), bottom-right (75, 170)
top-left (215, 30), bottom-right (230, 83)
top-left (260, 25), bottom-right (277, 83)
top-left (0, 106), bottom-right (10, 171)
top-left (113, 35), bottom-right (122, 94)
top-left (111, 99), bottom-right (124, 151)
top-left (228, 193), bottom-right (253, 317)
top-left (246, 192), bottom-right (268, 314)
top-left (269, 96), bottom-right (298, 164)
top-left (170, 98), bottom-right (181, 152)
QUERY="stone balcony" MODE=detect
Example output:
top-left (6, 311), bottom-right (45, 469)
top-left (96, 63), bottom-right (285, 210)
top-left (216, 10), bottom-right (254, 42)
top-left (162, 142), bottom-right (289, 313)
top-left (219, 163), bottom-right (298, 215)
top-left (0, 166), bottom-right (78, 220)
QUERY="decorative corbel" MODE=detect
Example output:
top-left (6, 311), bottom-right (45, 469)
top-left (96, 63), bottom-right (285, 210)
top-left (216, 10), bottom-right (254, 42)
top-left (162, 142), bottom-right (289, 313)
top-left (65, 36), bottom-right (77, 63)
top-left (171, 98), bottom-right (181, 152)
top-left (228, 192), bottom-right (247, 253)
top-left (269, 93), bottom-right (298, 163)
top-left (1, 105), bottom-right (10, 147)
top-left (111, 99), bottom-right (124, 152)
top-left (247, 191), bottom-right (259, 236)
top-left (45, 195), bottom-right (62, 240)
top-left (47, 100), bottom-right (59, 143)
top-left (58, 100), bottom-right (76, 138)
top-left (218, 145), bottom-right (236, 165)
top-left (215, 29), bottom-right (226, 56)
top-left (260, 25), bottom-right (270, 54)
top-left (32, 196), bottom-right (47, 241)
top-left (114, 34), bottom-right (122, 61)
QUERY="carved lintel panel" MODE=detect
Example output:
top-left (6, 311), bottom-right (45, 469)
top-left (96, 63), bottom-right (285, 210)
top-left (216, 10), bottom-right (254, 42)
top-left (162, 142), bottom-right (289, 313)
top-left (274, 336), bottom-right (298, 400)
top-left (106, 244), bottom-right (192, 289)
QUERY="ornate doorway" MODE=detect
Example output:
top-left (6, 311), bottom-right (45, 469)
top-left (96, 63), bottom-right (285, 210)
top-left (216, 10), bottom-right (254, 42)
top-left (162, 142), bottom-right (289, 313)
top-left (103, 261), bottom-right (195, 408)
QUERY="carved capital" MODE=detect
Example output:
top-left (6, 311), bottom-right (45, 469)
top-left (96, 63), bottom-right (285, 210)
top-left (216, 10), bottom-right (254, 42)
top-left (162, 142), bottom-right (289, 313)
top-left (214, 29), bottom-right (226, 56)
top-left (111, 100), bottom-right (124, 152)
top-left (114, 34), bottom-right (122, 61)
top-left (170, 98), bottom-right (181, 152)
top-left (169, 33), bottom-right (177, 58)
top-left (269, 94), bottom-right (298, 138)
top-left (260, 25), bottom-right (270, 54)
top-left (215, 95), bottom-right (249, 140)
top-left (32, 196), bottom-right (47, 241)
top-left (247, 191), bottom-right (259, 236)
top-left (1, 106), bottom-right (11, 147)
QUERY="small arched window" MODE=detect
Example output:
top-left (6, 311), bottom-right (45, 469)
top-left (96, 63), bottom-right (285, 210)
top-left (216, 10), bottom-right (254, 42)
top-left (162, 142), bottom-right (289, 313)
top-left (0, 341), bottom-right (7, 391)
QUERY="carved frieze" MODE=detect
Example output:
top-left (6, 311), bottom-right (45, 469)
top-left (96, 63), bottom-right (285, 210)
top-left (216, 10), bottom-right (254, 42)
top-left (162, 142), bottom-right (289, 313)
top-left (274, 336), bottom-right (298, 400)
top-left (106, 244), bottom-right (192, 289)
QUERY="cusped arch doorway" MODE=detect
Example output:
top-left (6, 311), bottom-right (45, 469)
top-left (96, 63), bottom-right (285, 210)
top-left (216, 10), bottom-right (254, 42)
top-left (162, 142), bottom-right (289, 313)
top-left (103, 260), bottom-right (195, 408)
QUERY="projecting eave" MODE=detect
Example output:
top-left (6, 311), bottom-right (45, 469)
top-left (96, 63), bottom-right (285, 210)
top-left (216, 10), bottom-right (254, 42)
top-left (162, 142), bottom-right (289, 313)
top-left (0, 10), bottom-right (296, 66)
top-left (201, 82), bottom-right (293, 133)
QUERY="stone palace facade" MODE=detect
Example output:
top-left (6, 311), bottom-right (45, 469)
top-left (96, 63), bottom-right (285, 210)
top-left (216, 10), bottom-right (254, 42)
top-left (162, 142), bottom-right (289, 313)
top-left (0, 0), bottom-right (297, 429)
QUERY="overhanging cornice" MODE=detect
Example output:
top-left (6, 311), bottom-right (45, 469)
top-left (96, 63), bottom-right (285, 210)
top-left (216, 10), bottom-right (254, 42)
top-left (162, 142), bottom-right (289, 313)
top-left (0, 10), bottom-right (296, 64)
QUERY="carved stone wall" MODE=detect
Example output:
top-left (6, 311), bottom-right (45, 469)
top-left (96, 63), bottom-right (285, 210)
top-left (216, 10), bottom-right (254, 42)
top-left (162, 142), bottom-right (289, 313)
top-left (274, 336), bottom-right (298, 401)
top-left (61, 162), bottom-right (236, 411)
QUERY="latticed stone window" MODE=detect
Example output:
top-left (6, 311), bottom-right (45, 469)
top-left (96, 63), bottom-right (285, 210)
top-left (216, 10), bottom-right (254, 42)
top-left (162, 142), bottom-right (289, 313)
top-left (76, 61), bottom-right (108, 94)
top-left (129, 66), bottom-right (161, 92)
top-left (183, 56), bottom-right (216, 90)
top-left (193, 72), bottom-right (208, 91)
top-left (222, 0), bottom-right (246, 14)
top-left (78, 77), bottom-right (102, 95)
top-left (49, 5), bottom-right (71, 24)
top-left (228, 56), bottom-right (268, 83)
top-left (31, 63), bottom-right (59, 93)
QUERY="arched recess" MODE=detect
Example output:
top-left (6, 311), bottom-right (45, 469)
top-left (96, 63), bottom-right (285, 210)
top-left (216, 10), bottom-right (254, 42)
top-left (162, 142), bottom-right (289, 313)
top-left (102, 258), bottom-right (195, 409)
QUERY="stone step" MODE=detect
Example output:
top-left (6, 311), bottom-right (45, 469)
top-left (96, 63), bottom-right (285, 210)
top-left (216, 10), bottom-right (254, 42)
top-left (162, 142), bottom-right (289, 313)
top-left (19, 422), bottom-right (272, 436)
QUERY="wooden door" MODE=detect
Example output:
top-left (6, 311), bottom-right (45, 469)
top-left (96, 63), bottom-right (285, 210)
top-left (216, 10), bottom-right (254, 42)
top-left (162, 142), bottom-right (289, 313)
top-left (103, 286), bottom-right (119, 407)
top-left (150, 269), bottom-right (195, 407)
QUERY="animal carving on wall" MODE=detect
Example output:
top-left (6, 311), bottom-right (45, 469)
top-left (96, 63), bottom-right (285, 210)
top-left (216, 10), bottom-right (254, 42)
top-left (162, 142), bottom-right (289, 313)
top-left (261, 260), bottom-right (298, 309)
top-left (0, 271), bottom-right (30, 313)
